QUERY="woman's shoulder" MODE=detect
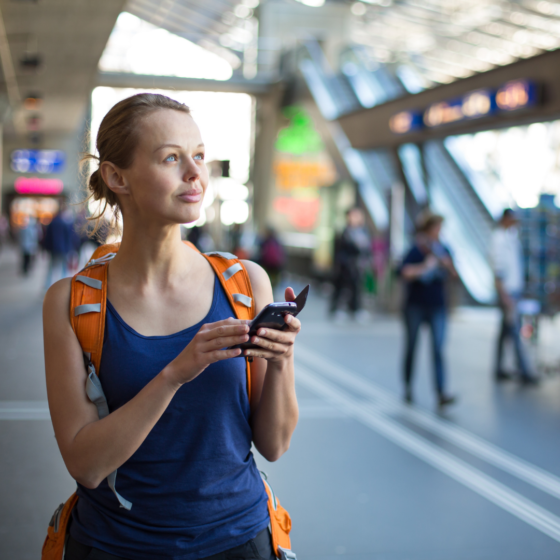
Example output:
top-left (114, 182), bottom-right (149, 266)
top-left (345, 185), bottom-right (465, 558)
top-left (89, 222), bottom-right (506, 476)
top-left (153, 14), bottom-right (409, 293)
top-left (43, 277), bottom-right (72, 324)
top-left (240, 260), bottom-right (273, 311)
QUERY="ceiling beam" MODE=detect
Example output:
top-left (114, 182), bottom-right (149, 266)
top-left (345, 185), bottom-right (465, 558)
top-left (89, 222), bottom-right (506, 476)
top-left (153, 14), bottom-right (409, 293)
top-left (96, 71), bottom-right (275, 95)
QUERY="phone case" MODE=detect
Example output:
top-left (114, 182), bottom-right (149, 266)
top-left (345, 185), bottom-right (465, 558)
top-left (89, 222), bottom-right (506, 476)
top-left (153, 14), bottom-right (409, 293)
top-left (229, 303), bottom-right (297, 350)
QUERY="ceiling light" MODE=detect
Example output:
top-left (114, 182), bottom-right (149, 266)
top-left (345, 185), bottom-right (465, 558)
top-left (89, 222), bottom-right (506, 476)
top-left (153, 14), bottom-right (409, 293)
top-left (351, 2), bottom-right (367, 15)
top-left (23, 95), bottom-right (42, 110)
top-left (242, 0), bottom-right (260, 6)
top-left (234, 4), bottom-right (253, 18)
top-left (20, 53), bottom-right (42, 70)
top-left (295, 0), bottom-right (325, 6)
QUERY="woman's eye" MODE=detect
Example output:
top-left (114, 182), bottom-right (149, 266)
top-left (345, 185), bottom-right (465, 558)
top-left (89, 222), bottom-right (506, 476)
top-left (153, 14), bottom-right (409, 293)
top-left (194, 153), bottom-right (205, 161)
top-left (164, 154), bottom-right (178, 162)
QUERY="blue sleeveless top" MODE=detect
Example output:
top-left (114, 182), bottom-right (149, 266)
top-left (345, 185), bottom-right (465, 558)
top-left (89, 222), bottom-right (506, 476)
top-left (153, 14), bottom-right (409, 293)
top-left (70, 277), bottom-right (270, 560)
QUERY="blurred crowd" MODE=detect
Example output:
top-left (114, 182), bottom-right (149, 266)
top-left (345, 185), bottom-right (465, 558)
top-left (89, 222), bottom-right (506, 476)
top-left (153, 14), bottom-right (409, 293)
top-left (7, 201), bottom-right (100, 288)
top-left (3, 197), bottom-right (541, 411)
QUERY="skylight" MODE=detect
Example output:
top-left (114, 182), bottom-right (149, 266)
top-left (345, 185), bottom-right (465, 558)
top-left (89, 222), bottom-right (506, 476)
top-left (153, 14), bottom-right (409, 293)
top-left (99, 12), bottom-right (233, 81)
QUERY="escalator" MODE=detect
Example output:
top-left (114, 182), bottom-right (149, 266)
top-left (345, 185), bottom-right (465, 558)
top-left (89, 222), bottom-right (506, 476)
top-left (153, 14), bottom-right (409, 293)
top-left (297, 40), bottom-right (498, 303)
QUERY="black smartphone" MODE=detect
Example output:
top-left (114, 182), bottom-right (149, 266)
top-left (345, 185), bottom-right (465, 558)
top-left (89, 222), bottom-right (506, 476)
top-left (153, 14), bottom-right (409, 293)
top-left (229, 285), bottom-right (310, 351)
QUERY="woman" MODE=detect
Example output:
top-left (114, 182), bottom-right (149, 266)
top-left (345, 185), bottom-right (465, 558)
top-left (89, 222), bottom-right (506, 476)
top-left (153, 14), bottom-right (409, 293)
top-left (43, 94), bottom-right (300, 560)
top-left (400, 212), bottom-right (457, 408)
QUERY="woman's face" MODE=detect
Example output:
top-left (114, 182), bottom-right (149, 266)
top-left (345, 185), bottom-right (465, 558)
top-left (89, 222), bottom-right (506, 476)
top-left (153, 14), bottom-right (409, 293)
top-left (120, 109), bottom-right (208, 227)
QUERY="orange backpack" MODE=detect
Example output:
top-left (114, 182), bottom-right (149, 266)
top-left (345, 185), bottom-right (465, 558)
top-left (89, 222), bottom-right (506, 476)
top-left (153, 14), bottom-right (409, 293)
top-left (42, 242), bottom-right (295, 560)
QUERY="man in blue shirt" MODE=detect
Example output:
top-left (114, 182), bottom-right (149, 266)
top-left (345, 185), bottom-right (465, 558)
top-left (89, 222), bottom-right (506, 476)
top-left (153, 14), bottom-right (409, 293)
top-left (400, 212), bottom-right (457, 407)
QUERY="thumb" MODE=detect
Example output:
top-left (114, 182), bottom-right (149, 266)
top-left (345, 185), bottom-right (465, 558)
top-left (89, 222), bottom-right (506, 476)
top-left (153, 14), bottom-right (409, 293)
top-left (285, 287), bottom-right (296, 302)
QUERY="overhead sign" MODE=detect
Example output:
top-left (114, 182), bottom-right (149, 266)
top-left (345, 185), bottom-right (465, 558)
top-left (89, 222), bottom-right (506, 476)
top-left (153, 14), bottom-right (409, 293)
top-left (389, 110), bottom-right (423, 134)
top-left (390, 79), bottom-right (538, 134)
top-left (11, 149), bottom-right (65, 174)
top-left (495, 79), bottom-right (538, 111)
top-left (15, 177), bottom-right (64, 195)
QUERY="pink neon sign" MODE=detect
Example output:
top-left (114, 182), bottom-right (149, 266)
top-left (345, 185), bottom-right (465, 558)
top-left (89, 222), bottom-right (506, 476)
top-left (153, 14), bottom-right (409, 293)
top-left (14, 177), bottom-right (64, 195)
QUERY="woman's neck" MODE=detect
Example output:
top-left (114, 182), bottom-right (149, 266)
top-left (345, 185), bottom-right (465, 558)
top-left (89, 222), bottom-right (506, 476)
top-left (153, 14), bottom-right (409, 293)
top-left (109, 222), bottom-right (192, 290)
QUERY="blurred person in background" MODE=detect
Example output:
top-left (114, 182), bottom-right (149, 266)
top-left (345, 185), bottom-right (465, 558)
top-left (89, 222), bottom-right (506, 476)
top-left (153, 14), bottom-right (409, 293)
top-left (18, 214), bottom-right (40, 275)
top-left (400, 212), bottom-right (457, 407)
top-left (491, 209), bottom-right (539, 385)
top-left (0, 214), bottom-right (9, 253)
top-left (230, 223), bottom-right (250, 260)
top-left (257, 226), bottom-right (285, 291)
top-left (43, 200), bottom-right (75, 288)
top-left (329, 207), bottom-right (372, 323)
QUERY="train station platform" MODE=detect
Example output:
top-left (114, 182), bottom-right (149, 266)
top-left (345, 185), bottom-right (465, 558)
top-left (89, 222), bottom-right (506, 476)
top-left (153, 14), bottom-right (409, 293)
top-left (2, 244), bottom-right (560, 559)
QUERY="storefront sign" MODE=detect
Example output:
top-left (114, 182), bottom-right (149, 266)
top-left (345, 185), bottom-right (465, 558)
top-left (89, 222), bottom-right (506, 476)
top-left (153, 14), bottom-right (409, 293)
top-left (273, 160), bottom-right (336, 190)
top-left (11, 149), bottom-right (65, 173)
top-left (15, 177), bottom-right (64, 195)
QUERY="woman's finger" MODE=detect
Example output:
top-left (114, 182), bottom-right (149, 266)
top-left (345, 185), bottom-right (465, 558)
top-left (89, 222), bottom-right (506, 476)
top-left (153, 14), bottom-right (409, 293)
top-left (198, 322), bottom-right (249, 342)
top-left (250, 336), bottom-right (287, 354)
top-left (283, 314), bottom-right (301, 332)
top-left (254, 328), bottom-right (295, 344)
top-left (208, 348), bottom-right (243, 363)
top-left (202, 333), bottom-right (249, 351)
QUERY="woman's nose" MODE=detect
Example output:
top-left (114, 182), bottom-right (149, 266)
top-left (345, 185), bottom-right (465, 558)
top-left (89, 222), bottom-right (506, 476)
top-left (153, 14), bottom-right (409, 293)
top-left (183, 159), bottom-right (200, 182)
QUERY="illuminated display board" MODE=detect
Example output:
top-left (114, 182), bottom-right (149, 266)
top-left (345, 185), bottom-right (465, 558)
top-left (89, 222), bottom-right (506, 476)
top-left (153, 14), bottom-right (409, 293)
top-left (15, 177), bottom-right (64, 195)
top-left (424, 89), bottom-right (494, 128)
top-left (390, 80), bottom-right (538, 134)
top-left (389, 111), bottom-right (423, 134)
top-left (496, 80), bottom-right (538, 111)
top-left (11, 149), bottom-right (65, 173)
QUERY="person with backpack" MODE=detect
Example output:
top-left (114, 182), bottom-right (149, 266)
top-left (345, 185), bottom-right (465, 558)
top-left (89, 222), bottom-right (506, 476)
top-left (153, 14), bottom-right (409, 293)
top-left (42, 93), bottom-right (300, 560)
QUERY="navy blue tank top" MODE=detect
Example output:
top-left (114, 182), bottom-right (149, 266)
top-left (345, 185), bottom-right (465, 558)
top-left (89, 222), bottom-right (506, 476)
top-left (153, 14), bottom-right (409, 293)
top-left (70, 277), bottom-right (269, 559)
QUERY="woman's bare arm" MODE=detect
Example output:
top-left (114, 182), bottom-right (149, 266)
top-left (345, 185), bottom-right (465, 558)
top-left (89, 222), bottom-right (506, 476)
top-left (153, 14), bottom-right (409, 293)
top-left (242, 261), bottom-right (299, 462)
top-left (44, 279), bottom-right (249, 488)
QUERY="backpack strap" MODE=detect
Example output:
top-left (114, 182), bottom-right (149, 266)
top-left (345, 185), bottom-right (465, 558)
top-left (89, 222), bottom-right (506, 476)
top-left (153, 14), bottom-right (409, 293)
top-left (70, 242), bottom-right (131, 509)
top-left (201, 250), bottom-right (256, 401)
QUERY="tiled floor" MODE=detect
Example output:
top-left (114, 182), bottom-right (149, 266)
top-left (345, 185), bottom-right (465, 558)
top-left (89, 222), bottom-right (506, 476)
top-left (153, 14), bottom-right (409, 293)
top-left (2, 245), bottom-right (560, 559)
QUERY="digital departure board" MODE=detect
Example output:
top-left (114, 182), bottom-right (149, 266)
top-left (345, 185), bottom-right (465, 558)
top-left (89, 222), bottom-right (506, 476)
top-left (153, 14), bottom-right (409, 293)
top-left (390, 79), bottom-right (538, 134)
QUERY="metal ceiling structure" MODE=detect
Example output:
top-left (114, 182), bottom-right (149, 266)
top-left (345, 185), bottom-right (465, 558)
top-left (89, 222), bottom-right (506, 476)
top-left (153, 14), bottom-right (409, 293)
top-left (0, 0), bottom-right (126, 137)
top-left (112, 0), bottom-right (560, 92)
top-left (348, 0), bottom-right (560, 89)
top-left (125, 0), bottom-right (258, 74)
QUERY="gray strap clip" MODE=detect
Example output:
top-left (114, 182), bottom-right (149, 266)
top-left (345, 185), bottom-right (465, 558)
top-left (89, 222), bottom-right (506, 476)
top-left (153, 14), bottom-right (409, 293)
top-left (222, 263), bottom-right (243, 281)
top-left (84, 360), bottom-right (132, 510)
top-left (232, 293), bottom-right (252, 307)
top-left (278, 547), bottom-right (297, 560)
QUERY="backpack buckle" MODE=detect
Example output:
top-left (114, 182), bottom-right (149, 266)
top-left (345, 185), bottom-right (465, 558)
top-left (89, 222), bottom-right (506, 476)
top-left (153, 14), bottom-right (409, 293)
top-left (278, 547), bottom-right (297, 560)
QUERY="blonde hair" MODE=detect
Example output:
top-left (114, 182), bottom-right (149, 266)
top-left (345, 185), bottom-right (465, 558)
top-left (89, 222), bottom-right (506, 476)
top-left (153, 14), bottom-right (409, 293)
top-left (82, 93), bottom-right (191, 237)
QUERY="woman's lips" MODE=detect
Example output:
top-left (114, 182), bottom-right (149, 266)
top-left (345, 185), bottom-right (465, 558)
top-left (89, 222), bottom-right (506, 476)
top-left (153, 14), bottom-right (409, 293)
top-left (178, 191), bottom-right (202, 203)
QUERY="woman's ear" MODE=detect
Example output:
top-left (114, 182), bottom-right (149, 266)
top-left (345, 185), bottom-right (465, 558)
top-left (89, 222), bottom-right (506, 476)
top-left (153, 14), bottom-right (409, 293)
top-left (100, 161), bottom-right (130, 197)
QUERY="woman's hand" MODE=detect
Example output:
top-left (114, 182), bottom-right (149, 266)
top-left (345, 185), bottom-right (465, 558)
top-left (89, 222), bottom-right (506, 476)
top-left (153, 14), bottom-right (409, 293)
top-left (244, 287), bottom-right (302, 363)
top-left (162, 318), bottom-right (249, 388)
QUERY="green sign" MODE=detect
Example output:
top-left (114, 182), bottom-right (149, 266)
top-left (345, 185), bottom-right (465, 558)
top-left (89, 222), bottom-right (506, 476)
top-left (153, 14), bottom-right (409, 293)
top-left (275, 106), bottom-right (324, 155)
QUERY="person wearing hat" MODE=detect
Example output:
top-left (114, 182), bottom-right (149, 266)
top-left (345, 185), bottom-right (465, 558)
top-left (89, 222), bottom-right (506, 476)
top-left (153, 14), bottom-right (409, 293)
top-left (400, 212), bottom-right (457, 407)
top-left (491, 209), bottom-right (538, 384)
